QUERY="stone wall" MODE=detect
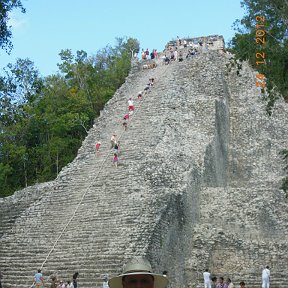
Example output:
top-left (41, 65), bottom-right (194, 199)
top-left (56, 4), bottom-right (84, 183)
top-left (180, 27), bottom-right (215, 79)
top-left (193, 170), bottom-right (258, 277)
top-left (166, 35), bottom-right (225, 50)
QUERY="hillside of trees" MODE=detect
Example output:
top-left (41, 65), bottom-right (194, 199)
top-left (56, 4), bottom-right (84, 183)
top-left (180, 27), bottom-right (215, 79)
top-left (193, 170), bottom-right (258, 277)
top-left (0, 36), bottom-right (139, 196)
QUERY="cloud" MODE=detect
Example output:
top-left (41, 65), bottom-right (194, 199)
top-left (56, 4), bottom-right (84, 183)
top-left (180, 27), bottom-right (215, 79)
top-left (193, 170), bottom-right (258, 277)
top-left (8, 13), bottom-right (27, 30)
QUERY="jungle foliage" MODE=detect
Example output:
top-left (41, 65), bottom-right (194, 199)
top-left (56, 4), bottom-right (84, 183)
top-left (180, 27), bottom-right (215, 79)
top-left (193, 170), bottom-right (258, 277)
top-left (0, 37), bottom-right (140, 196)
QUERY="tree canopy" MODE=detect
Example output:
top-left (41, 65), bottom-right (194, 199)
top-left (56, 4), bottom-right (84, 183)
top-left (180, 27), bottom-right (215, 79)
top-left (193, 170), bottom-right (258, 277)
top-left (0, 0), bottom-right (26, 53)
top-left (0, 37), bottom-right (139, 196)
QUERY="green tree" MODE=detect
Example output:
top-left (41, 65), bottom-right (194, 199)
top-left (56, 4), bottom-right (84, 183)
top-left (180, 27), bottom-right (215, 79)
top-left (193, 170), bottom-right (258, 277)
top-left (0, 162), bottom-right (13, 195)
top-left (0, 0), bottom-right (26, 53)
top-left (4, 58), bottom-right (43, 103)
top-left (230, 0), bottom-right (288, 105)
top-left (0, 36), bottom-right (138, 196)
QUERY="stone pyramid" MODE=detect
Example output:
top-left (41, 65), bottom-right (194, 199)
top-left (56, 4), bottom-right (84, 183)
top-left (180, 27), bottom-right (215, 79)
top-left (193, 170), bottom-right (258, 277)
top-left (0, 38), bottom-right (287, 288)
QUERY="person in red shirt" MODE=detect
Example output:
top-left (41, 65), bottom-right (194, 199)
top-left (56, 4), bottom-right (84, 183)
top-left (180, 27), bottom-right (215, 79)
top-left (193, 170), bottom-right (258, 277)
top-left (113, 153), bottom-right (118, 168)
top-left (95, 142), bottom-right (101, 154)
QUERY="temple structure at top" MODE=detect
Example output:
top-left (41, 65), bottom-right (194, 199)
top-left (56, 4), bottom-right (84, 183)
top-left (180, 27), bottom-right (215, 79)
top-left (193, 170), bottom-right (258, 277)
top-left (165, 34), bottom-right (225, 51)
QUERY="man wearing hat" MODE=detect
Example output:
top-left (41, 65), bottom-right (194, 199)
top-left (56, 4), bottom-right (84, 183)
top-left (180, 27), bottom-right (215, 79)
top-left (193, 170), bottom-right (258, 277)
top-left (109, 256), bottom-right (168, 288)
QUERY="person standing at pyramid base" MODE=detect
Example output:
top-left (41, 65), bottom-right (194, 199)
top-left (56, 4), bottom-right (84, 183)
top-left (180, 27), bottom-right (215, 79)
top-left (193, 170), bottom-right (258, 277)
top-left (109, 256), bottom-right (168, 288)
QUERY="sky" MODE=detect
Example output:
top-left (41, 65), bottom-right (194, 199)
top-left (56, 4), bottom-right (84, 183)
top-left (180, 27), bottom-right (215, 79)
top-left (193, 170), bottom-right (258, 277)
top-left (0, 0), bottom-right (245, 77)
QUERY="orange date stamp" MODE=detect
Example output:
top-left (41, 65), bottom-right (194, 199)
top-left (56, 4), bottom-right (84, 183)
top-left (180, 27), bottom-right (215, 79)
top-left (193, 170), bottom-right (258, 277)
top-left (255, 15), bottom-right (266, 89)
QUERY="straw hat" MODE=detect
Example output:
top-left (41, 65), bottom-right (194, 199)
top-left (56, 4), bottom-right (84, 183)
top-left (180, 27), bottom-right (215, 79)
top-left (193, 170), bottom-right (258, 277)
top-left (108, 257), bottom-right (168, 288)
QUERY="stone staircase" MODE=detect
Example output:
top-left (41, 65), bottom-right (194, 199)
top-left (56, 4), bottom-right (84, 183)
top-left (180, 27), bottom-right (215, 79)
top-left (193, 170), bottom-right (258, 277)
top-left (0, 48), bottom-right (288, 288)
top-left (0, 57), bottom-right (182, 287)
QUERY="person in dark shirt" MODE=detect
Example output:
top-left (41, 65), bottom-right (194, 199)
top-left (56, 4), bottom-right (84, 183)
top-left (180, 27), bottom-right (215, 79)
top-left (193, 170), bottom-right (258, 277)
top-left (73, 272), bottom-right (79, 288)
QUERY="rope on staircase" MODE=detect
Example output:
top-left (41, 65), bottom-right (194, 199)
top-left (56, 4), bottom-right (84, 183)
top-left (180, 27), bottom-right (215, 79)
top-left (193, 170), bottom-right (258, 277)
top-left (40, 61), bottom-right (170, 269)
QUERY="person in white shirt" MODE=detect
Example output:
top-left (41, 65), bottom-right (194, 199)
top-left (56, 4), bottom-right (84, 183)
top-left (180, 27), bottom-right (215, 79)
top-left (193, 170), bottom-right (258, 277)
top-left (128, 98), bottom-right (134, 111)
top-left (226, 278), bottom-right (234, 288)
top-left (111, 134), bottom-right (117, 149)
top-left (262, 266), bottom-right (270, 288)
top-left (203, 269), bottom-right (211, 288)
top-left (174, 49), bottom-right (178, 61)
top-left (102, 274), bottom-right (109, 288)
